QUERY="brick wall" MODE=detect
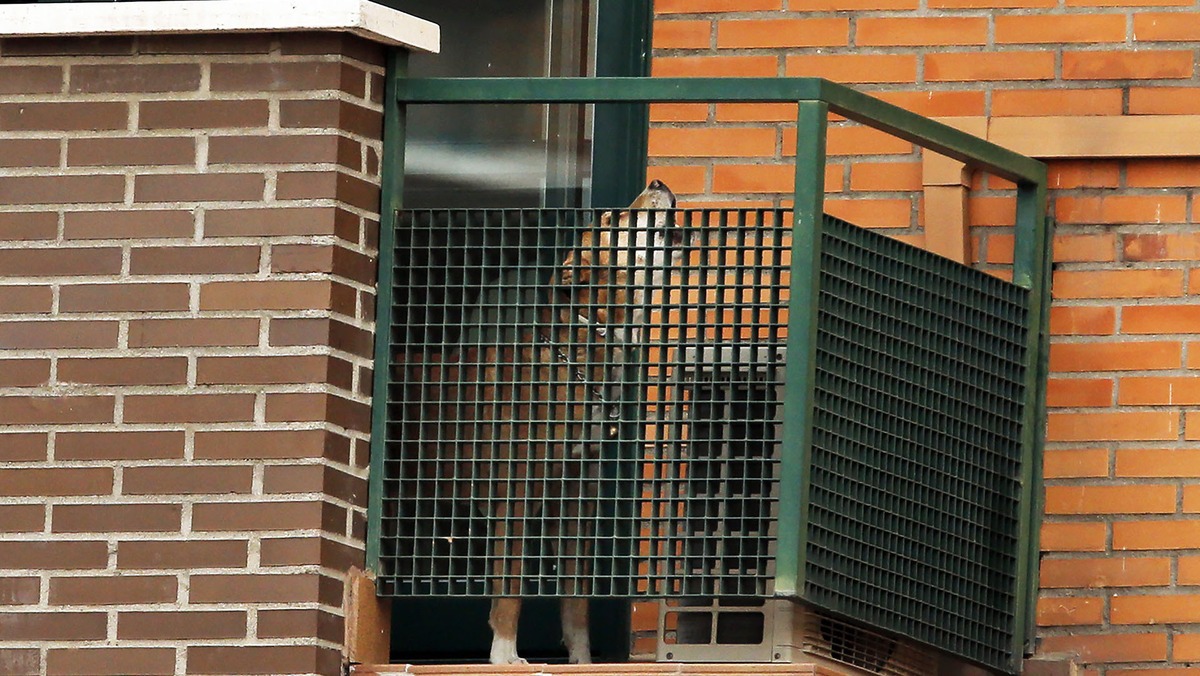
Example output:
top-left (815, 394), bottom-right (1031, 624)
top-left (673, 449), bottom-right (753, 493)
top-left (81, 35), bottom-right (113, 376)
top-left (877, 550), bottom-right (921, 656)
top-left (650, 3), bottom-right (1200, 675)
top-left (0, 33), bottom-right (385, 676)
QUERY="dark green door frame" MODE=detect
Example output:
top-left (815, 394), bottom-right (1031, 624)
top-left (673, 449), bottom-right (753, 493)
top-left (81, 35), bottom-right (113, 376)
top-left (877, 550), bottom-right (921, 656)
top-left (368, 3), bottom-right (653, 663)
top-left (591, 0), bottom-right (654, 208)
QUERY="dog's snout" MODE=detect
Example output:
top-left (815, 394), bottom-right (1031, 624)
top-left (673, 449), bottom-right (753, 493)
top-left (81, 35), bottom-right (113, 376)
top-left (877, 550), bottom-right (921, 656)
top-left (648, 179), bottom-right (677, 208)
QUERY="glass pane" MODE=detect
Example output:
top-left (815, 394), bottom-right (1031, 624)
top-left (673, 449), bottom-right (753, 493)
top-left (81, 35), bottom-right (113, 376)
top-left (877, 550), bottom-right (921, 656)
top-left (392, 0), bottom-right (594, 208)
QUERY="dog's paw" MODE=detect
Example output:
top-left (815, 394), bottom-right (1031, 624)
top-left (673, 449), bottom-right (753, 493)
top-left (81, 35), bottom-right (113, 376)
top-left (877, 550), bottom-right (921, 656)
top-left (489, 637), bottom-right (527, 665)
top-left (568, 654), bottom-right (592, 665)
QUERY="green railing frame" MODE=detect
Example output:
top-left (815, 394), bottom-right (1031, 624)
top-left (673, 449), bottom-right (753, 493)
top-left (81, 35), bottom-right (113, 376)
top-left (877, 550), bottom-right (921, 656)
top-left (367, 65), bottom-right (1051, 671)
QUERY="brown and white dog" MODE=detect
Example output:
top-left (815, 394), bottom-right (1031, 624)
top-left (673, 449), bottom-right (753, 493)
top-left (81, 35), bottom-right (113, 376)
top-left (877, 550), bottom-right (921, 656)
top-left (480, 179), bottom-right (689, 665)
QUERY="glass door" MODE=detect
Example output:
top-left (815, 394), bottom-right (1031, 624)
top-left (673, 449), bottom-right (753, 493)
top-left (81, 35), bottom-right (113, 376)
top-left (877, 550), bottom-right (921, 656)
top-left (377, 0), bottom-right (651, 664)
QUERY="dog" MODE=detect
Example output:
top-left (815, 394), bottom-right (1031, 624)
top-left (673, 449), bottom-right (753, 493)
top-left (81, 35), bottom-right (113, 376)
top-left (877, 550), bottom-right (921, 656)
top-left (467, 179), bottom-right (689, 665)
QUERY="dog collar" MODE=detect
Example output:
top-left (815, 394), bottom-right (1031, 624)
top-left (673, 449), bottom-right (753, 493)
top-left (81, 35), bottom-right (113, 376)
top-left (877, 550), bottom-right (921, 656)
top-left (537, 331), bottom-right (621, 439)
top-left (577, 314), bottom-right (607, 338)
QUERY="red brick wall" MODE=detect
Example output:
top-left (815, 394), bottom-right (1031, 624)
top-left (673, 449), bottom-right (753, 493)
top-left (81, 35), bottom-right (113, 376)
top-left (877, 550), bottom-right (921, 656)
top-left (0, 33), bottom-right (385, 676)
top-left (651, 4), bottom-right (1200, 674)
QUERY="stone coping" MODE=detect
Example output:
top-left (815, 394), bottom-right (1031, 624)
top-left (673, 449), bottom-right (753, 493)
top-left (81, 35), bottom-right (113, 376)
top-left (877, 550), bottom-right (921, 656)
top-left (0, 0), bottom-right (439, 53)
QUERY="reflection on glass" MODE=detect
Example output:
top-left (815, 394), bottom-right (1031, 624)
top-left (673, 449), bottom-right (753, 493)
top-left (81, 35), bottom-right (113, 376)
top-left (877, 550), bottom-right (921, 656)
top-left (394, 0), bottom-right (594, 208)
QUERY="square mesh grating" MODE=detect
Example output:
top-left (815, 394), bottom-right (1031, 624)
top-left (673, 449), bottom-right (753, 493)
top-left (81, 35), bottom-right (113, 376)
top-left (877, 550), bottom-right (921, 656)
top-left (805, 215), bottom-right (1030, 671)
top-left (374, 208), bottom-right (1033, 672)
top-left (377, 208), bottom-right (789, 599)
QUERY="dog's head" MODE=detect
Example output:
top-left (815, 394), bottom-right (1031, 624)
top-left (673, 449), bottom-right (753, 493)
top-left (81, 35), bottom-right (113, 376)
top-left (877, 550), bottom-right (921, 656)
top-left (554, 180), bottom-right (692, 329)
top-left (599, 179), bottom-right (687, 269)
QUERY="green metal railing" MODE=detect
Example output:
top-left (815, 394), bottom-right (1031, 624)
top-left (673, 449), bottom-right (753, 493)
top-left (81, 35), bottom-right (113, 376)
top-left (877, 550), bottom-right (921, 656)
top-left (368, 64), bottom-right (1050, 675)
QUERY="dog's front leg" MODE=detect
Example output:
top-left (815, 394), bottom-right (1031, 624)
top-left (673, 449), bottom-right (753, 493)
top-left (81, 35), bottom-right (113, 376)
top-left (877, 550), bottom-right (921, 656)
top-left (561, 598), bottom-right (591, 664)
top-left (489, 598), bottom-right (526, 664)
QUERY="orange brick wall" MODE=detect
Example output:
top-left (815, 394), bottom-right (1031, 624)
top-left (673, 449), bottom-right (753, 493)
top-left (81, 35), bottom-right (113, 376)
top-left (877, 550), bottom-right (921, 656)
top-left (651, 3), bottom-right (1200, 674)
top-left (0, 33), bottom-right (385, 676)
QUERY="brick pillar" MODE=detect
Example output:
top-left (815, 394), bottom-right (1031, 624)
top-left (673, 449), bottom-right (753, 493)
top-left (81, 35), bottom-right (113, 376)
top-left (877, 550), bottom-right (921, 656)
top-left (0, 32), bottom-right (385, 676)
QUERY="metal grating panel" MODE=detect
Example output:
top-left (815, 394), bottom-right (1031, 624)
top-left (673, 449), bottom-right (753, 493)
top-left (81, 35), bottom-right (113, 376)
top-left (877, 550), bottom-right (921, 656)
top-left (377, 208), bottom-right (789, 599)
top-left (374, 206), bottom-right (1033, 672)
top-left (804, 215), bottom-right (1030, 671)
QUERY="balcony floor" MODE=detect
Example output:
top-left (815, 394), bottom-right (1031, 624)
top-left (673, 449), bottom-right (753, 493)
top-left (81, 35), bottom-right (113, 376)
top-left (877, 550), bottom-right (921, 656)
top-left (352, 664), bottom-right (845, 676)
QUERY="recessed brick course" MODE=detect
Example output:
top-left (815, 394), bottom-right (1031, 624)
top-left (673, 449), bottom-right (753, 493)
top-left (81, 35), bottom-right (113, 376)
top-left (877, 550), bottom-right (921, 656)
top-left (200, 280), bottom-right (331, 311)
top-left (117, 539), bottom-right (248, 570)
top-left (192, 500), bottom-right (328, 532)
top-left (53, 503), bottom-right (181, 534)
top-left (0, 468), bottom-right (112, 498)
top-left (49, 575), bottom-right (177, 605)
top-left (58, 357), bottom-right (188, 386)
top-left (129, 245), bottom-right (260, 274)
top-left (0, 175), bottom-right (124, 205)
top-left (277, 170), bottom-right (379, 211)
top-left (56, 430), bottom-right (184, 461)
top-left (70, 63), bottom-right (201, 93)
top-left (59, 283), bottom-right (190, 312)
top-left (0, 541), bottom-right (107, 570)
top-left (0, 360), bottom-right (50, 386)
top-left (138, 98), bottom-right (269, 130)
top-left (67, 136), bottom-right (195, 167)
top-left (280, 98), bottom-right (382, 138)
top-left (123, 465), bottom-right (254, 495)
top-left (187, 645), bottom-right (339, 676)
top-left (63, 209), bottom-right (194, 240)
top-left (0, 320), bottom-right (118, 349)
top-left (134, 172), bottom-right (265, 203)
top-left (210, 60), bottom-right (343, 92)
top-left (260, 537), bottom-right (361, 572)
top-left (0, 395), bottom-right (114, 425)
top-left (188, 572), bottom-right (322, 604)
top-left (204, 206), bottom-right (342, 237)
top-left (0, 212), bottom-right (57, 241)
top-left (0, 648), bottom-right (38, 676)
top-left (123, 393), bottom-right (256, 424)
top-left (264, 466), bottom-right (364, 503)
top-left (0, 139), bottom-right (60, 168)
top-left (0, 247), bottom-right (121, 276)
top-left (0, 286), bottom-right (53, 314)
top-left (258, 608), bottom-right (344, 642)
top-left (45, 647), bottom-right (176, 676)
top-left (264, 392), bottom-right (327, 422)
top-left (3, 35), bottom-right (134, 57)
top-left (0, 101), bottom-right (128, 131)
top-left (0, 577), bottom-right (39, 605)
top-left (280, 32), bottom-right (384, 65)
top-left (117, 610), bottom-right (248, 640)
top-left (127, 317), bottom-right (260, 348)
top-left (0, 65), bottom-right (63, 95)
top-left (196, 355), bottom-right (329, 385)
top-left (0, 505), bottom-right (44, 533)
top-left (0, 612), bottom-right (107, 641)
top-left (208, 134), bottom-right (344, 165)
top-left (330, 318), bottom-right (373, 356)
top-left (141, 33), bottom-right (273, 55)
top-left (193, 429), bottom-right (333, 460)
top-left (0, 433), bottom-right (48, 462)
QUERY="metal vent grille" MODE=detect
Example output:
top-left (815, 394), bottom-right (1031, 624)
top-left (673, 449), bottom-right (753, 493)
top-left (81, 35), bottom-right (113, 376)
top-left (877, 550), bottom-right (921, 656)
top-left (805, 215), bottom-right (1030, 671)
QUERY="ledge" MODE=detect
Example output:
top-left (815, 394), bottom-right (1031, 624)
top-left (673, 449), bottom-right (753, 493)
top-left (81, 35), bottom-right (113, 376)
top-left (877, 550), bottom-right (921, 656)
top-left (352, 665), bottom-right (839, 676)
top-left (0, 0), bottom-right (439, 53)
